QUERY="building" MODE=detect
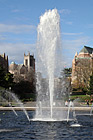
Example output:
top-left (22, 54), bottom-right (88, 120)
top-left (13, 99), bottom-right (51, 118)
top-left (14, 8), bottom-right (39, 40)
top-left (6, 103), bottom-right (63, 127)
top-left (24, 52), bottom-right (35, 72)
top-left (9, 53), bottom-right (35, 83)
top-left (0, 53), bottom-right (8, 72)
top-left (72, 46), bottom-right (93, 88)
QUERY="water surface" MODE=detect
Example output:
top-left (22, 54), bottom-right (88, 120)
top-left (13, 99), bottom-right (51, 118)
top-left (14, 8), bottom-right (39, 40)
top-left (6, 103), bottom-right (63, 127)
top-left (0, 111), bottom-right (93, 140)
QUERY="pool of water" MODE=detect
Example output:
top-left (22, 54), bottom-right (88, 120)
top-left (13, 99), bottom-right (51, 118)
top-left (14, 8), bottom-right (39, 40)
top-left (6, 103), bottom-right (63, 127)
top-left (0, 111), bottom-right (93, 140)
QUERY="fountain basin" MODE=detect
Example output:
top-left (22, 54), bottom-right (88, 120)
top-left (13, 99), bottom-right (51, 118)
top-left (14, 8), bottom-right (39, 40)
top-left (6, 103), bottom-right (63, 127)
top-left (0, 106), bottom-right (92, 111)
top-left (70, 123), bottom-right (82, 127)
top-left (0, 111), bottom-right (93, 140)
top-left (30, 118), bottom-right (73, 122)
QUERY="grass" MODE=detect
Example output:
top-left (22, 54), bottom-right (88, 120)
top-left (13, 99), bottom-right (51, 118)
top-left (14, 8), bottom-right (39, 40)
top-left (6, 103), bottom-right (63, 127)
top-left (69, 94), bottom-right (93, 102)
top-left (69, 94), bottom-right (93, 106)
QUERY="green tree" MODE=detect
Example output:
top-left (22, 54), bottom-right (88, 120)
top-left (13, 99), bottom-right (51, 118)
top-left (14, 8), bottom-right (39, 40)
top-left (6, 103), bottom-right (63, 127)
top-left (88, 74), bottom-right (93, 95)
top-left (63, 68), bottom-right (72, 77)
top-left (0, 65), bottom-right (6, 87)
top-left (4, 72), bottom-right (14, 89)
top-left (13, 80), bottom-right (36, 100)
top-left (0, 65), bottom-right (14, 89)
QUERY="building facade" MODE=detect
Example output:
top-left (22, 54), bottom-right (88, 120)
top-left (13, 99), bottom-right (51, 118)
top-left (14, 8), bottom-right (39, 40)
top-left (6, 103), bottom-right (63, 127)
top-left (72, 46), bottom-right (93, 88)
top-left (0, 53), bottom-right (8, 72)
top-left (9, 53), bottom-right (35, 83)
top-left (24, 52), bottom-right (35, 72)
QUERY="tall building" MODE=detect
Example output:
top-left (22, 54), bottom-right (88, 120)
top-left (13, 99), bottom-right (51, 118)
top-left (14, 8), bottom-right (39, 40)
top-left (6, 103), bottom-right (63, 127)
top-left (0, 53), bottom-right (8, 72)
top-left (72, 46), bottom-right (93, 88)
top-left (9, 52), bottom-right (35, 83)
top-left (24, 52), bottom-right (35, 72)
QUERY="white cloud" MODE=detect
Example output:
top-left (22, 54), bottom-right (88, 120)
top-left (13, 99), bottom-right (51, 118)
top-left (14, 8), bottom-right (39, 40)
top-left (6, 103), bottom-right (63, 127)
top-left (0, 43), bottom-right (36, 64)
top-left (87, 24), bottom-right (93, 28)
top-left (63, 36), bottom-right (90, 54)
top-left (0, 36), bottom-right (91, 68)
top-left (0, 24), bottom-right (36, 33)
top-left (0, 34), bottom-right (7, 40)
top-left (62, 36), bottom-right (91, 67)
top-left (59, 9), bottom-right (71, 15)
top-left (62, 32), bottom-right (83, 36)
top-left (64, 36), bottom-right (90, 46)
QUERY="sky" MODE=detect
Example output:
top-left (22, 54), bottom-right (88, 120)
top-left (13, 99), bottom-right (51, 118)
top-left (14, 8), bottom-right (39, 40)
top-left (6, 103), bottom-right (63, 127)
top-left (0, 0), bottom-right (93, 68)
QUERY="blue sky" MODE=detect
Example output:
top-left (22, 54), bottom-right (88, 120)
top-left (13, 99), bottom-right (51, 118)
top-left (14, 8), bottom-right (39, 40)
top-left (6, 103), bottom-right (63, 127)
top-left (0, 0), bottom-right (93, 67)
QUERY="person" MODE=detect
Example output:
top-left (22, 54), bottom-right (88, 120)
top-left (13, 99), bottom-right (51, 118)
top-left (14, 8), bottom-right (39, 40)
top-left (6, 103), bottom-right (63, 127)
top-left (70, 100), bottom-right (73, 107)
top-left (68, 99), bottom-right (70, 102)
top-left (87, 100), bottom-right (89, 106)
top-left (65, 100), bottom-right (68, 107)
top-left (91, 98), bottom-right (93, 103)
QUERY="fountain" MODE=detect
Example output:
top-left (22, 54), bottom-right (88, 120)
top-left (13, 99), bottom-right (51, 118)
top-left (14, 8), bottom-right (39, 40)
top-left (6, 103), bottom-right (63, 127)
top-left (0, 96), bottom-right (18, 116)
top-left (90, 103), bottom-right (93, 116)
top-left (0, 9), bottom-right (79, 124)
top-left (1, 8), bottom-right (93, 139)
top-left (67, 101), bottom-right (82, 127)
top-left (0, 90), bottom-right (30, 121)
top-left (33, 9), bottom-right (73, 122)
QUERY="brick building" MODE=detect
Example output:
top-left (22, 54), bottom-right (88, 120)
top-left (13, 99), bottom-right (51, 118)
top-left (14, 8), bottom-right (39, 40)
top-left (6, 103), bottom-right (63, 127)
top-left (72, 46), bottom-right (93, 89)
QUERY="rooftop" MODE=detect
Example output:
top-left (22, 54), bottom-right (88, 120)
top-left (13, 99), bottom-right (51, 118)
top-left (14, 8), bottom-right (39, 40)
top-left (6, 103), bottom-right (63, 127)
top-left (80, 46), bottom-right (93, 54)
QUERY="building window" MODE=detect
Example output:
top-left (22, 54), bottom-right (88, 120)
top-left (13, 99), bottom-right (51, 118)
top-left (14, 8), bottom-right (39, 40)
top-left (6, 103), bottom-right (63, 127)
top-left (25, 59), bottom-right (28, 66)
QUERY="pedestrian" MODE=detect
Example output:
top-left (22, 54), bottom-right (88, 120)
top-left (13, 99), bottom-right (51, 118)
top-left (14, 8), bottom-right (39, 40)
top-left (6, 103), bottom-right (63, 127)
top-left (87, 100), bottom-right (89, 106)
top-left (70, 100), bottom-right (73, 107)
top-left (65, 100), bottom-right (68, 107)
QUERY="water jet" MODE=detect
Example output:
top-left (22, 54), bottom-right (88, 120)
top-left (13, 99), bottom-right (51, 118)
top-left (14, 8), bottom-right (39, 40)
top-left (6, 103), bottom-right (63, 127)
top-left (34, 9), bottom-right (74, 122)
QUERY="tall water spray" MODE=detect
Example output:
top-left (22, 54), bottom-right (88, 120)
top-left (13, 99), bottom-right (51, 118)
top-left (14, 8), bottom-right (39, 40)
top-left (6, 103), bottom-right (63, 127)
top-left (35, 9), bottom-right (62, 120)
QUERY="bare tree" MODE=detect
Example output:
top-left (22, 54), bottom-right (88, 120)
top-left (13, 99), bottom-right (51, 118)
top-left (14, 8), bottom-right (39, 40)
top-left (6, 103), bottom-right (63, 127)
top-left (73, 58), bottom-right (93, 90)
